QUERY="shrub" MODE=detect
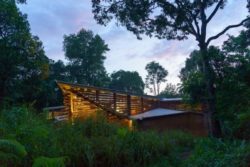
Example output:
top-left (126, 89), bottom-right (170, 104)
top-left (184, 138), bottom-right (250, 167)
top-left (0, 139), bottom-right (27, 166)
top-left (32, 156), bottom-right (68, 167)
top-left (1, 106), bottom-right (249, 167)
top-left (0, 106), bottom-right (60, 166)
top-left (234, 110), bottom-right (250, 140)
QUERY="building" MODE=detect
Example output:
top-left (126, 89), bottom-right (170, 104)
top-left (49, 81), bottom-right (208, 136)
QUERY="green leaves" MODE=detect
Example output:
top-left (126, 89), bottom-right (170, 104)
top-left (0, 139), bottom-right (27, 158)
top-left (92, 0), bottom-right (195, 40)
top-left (110, 70), bottom-right (145, 94)
top-left (32, 156), bottom-right (68, 167)
top-left (0, 0), bottom-right (49, 108)
top-left (184, 139), bottom-right (250, 167)
top-left (145, 61), bottom-right (168, 95)
top-left (159, 83), bottom-right (180, 98)
top-left (0, 139), bottom-right (27, 166)
top-left (1, 106), bottom-right (250, 166)
top-left (180, 29), bottom-right (250, 137)
top-left (63, 29), bottom-right (110, 87)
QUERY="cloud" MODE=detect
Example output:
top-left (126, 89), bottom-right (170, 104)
top-left (18, 0), bottom-right (249, 88)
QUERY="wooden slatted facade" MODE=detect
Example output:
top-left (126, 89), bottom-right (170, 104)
top-left (53, 81), bottom-right (208, 136)
top-left (56, 81), bottom-right (159, 121)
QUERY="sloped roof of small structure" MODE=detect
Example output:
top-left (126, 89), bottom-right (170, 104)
top-left (160, 98), bottom-right (182, 102)
top-left (130, 108), bottom-right (185, 120)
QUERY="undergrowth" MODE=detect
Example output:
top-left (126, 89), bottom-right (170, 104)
top-left (0, 106), bottom-right (249, 167)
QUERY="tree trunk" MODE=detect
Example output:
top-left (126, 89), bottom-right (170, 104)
top-left (157, 83), bottom-right (160, 95)
top-left (200, 45), bottom-right (222, 137)
top-left (153, 81), bottom-right (156, 96)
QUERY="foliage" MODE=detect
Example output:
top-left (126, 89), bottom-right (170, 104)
top-left (91, 0), bottom-right (243, 41)
top-left (180, 30), bottom-right (250, 138)
top-left (234, 110), bottom-right (250, 140)
top-left (0, 0), bottom-right (49, 108)
top-left (109, 70), bottom-right (145, 94)
top-left (184, 138), bottom-right (250, 167)
top-left (145, 61), bottom-right (168, 95)
top-left (42, 60), bottom-right (70, 107)
top-left (0, 139), bottom-right (27, 166)
top-left (63, 29), bottom-right (110, 87)
top-left (159, 83), bottom-right (180, 98)
top-left (179, 47), bottom-right (223, 102)
top-left (0, 106), bottom-right (59, 166)
top-left (1, 106), bottom-right (250, 166)
top-left (32, 156), bottom-right (68, 167)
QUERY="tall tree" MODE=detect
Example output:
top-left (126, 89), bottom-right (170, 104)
top-left (92, 0), bottom-right (250, 135)
top-left (145, 61), bottom-right (168, 95)
top-left (110, 70), bottom-right (144, 94)
top-left (180, 35), bottom-right (250, 137)
top-left (180, 46), bottom-right (226, 102)
top-left (0, 0), bottom-right (49, 108)
top-left (219, 28), bottom-right (250, 138)
top-left (63, 29), bottom-right (110, 87)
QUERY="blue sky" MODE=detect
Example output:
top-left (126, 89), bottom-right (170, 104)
top-left (18, 0), bottom-right (248, 91)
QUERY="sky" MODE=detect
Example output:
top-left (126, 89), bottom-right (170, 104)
top-left (18, 0), bottom-right (248, 92)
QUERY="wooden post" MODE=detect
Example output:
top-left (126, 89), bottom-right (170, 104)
top-left (96, 90), bottom-right (99, 101)
top-left (127, 95), bottom-right (131, 116)
top-left (70, 92), bottom-right (74, 115)
top-left (141, 97), bottom-right (144, 113)
top-left (113, 93), bottom-right (117, 111)
top-left (69, 92), bottom-right (74, 122)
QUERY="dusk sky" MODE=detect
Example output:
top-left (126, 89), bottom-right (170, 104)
top-left (18, 0), bottom-right (248, 91)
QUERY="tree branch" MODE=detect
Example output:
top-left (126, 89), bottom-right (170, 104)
top-left (206, 0), bottom-right (224, 24)
top-left (206, 18), bottom-right (250, 45)
top-left (185, 19), bottom-right (198, 37)
top-left (192, 13), bottom-right (201, 36)
top-left (175, 0), bottom-right (199, 37)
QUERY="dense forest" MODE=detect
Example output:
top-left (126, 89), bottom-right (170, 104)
top-left (0, 0), bottom-right (250, 166)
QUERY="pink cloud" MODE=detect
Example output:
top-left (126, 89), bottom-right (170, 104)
top-left (18, 0), bottom-right (249, 86)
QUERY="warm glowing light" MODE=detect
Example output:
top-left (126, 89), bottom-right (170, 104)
top-left (128, 120), bottom-right (133, 129)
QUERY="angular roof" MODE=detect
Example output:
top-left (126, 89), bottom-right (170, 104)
top-left (56, 80), bottom-right (182, 101)
top-left (56, 80), bottom-right (159, 99)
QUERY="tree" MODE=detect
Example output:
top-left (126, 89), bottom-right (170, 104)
top-left (109, 70), bottom-right (144, 94)
top-left (0, 0), bottom-right (49, 108)
top-left (43, 60), bottom-right (70, 107)
top-left (49, 60), bottom-right (69, 82)
top-left (14, 36), bottom-right (49, 108)
top-left (92, 0), bottom-right (250, 135)
top-left (180, 32), bottom-right (250, 137)
top-left (63, 29), bottom-right (110, 87)
top-left (145, 61), bottom-right (168, 96)
top-left (159, 83), bottom-right (180, 98)
top-left (180, 46), bottom-right (226, 102)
